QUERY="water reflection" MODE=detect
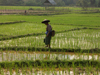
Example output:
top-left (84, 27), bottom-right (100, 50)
top-left (0, 52), bottom-right (99, 62)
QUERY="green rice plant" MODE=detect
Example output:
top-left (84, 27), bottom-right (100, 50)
top-left (1, 50), bottom-right (4, 62)
top-left (1, 69), bottom-right (4, 75)
top-left (14, 65), bottom-right (19, 75)
top-left (0, 6), bottom-right (44, 10)
top-left (0, 13), bottom-right (100, 26)
top-left (9, 67), bottom-right (12, 75)
top-left (87, 53), bottom-right (89, 60)
top-left (0, 51), bottom-right (100, 62)
top-left (0, 66), bottom-right (1, 74)
top-left (68, 67), bottom-right (71, 75)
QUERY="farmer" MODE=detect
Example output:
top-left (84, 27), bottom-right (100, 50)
top-left (25, 10), bottom-right (26, 15)
top-left (42, 19), bottom-right (52, 48)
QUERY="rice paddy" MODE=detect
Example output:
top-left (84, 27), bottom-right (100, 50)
top-left (0, 6), bottom-right (100, 75)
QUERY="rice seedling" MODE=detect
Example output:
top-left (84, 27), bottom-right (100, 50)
top-left (0, 29), bottom-right (99, 50)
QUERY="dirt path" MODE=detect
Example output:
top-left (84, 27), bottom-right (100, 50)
top-left (0, 9), bottom-right (55, 15)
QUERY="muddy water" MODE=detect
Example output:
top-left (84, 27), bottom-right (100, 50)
top-left (0, 51), bottom-right (100, 62)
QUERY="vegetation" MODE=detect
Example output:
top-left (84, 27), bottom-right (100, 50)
top-left (0, 0), bottom-right (100, 7)
top-left (0, 60), bottom-right (100, 68)
top-left (0, 6), bottom-right (100, 74)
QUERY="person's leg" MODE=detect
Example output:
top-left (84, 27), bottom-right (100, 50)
top-left (45, 45), bottom-right (48, 47)
top-left (49, 35), bottom-right (51, 48)
top-left (45, 35), bottom-right (51, 48)
top-left (45, 37), bottom-right (48, 47)
top-left (49, 44), bottom-right (51, 48)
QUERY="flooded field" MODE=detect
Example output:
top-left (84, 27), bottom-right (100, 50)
top-left (0, 8), bottom-right (100, 75)
top-left (0, 51), bottom-right (100, 62)
top-left (0, 68), bottom-right (100, 75)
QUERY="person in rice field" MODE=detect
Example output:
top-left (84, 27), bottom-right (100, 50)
top-left (25, 10), bottom-right (26, 15)
top-left (42, 19), bottom-right (52, 48)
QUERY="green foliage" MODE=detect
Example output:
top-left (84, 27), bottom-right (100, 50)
top-left (77, 0), bottom-right (90, 9)
top-left (0, 0), bottom-right (24, 6)
top-left (0, 60), bottom-right (100, 68)
top-left (0, 0), bottom-right (100, 7)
